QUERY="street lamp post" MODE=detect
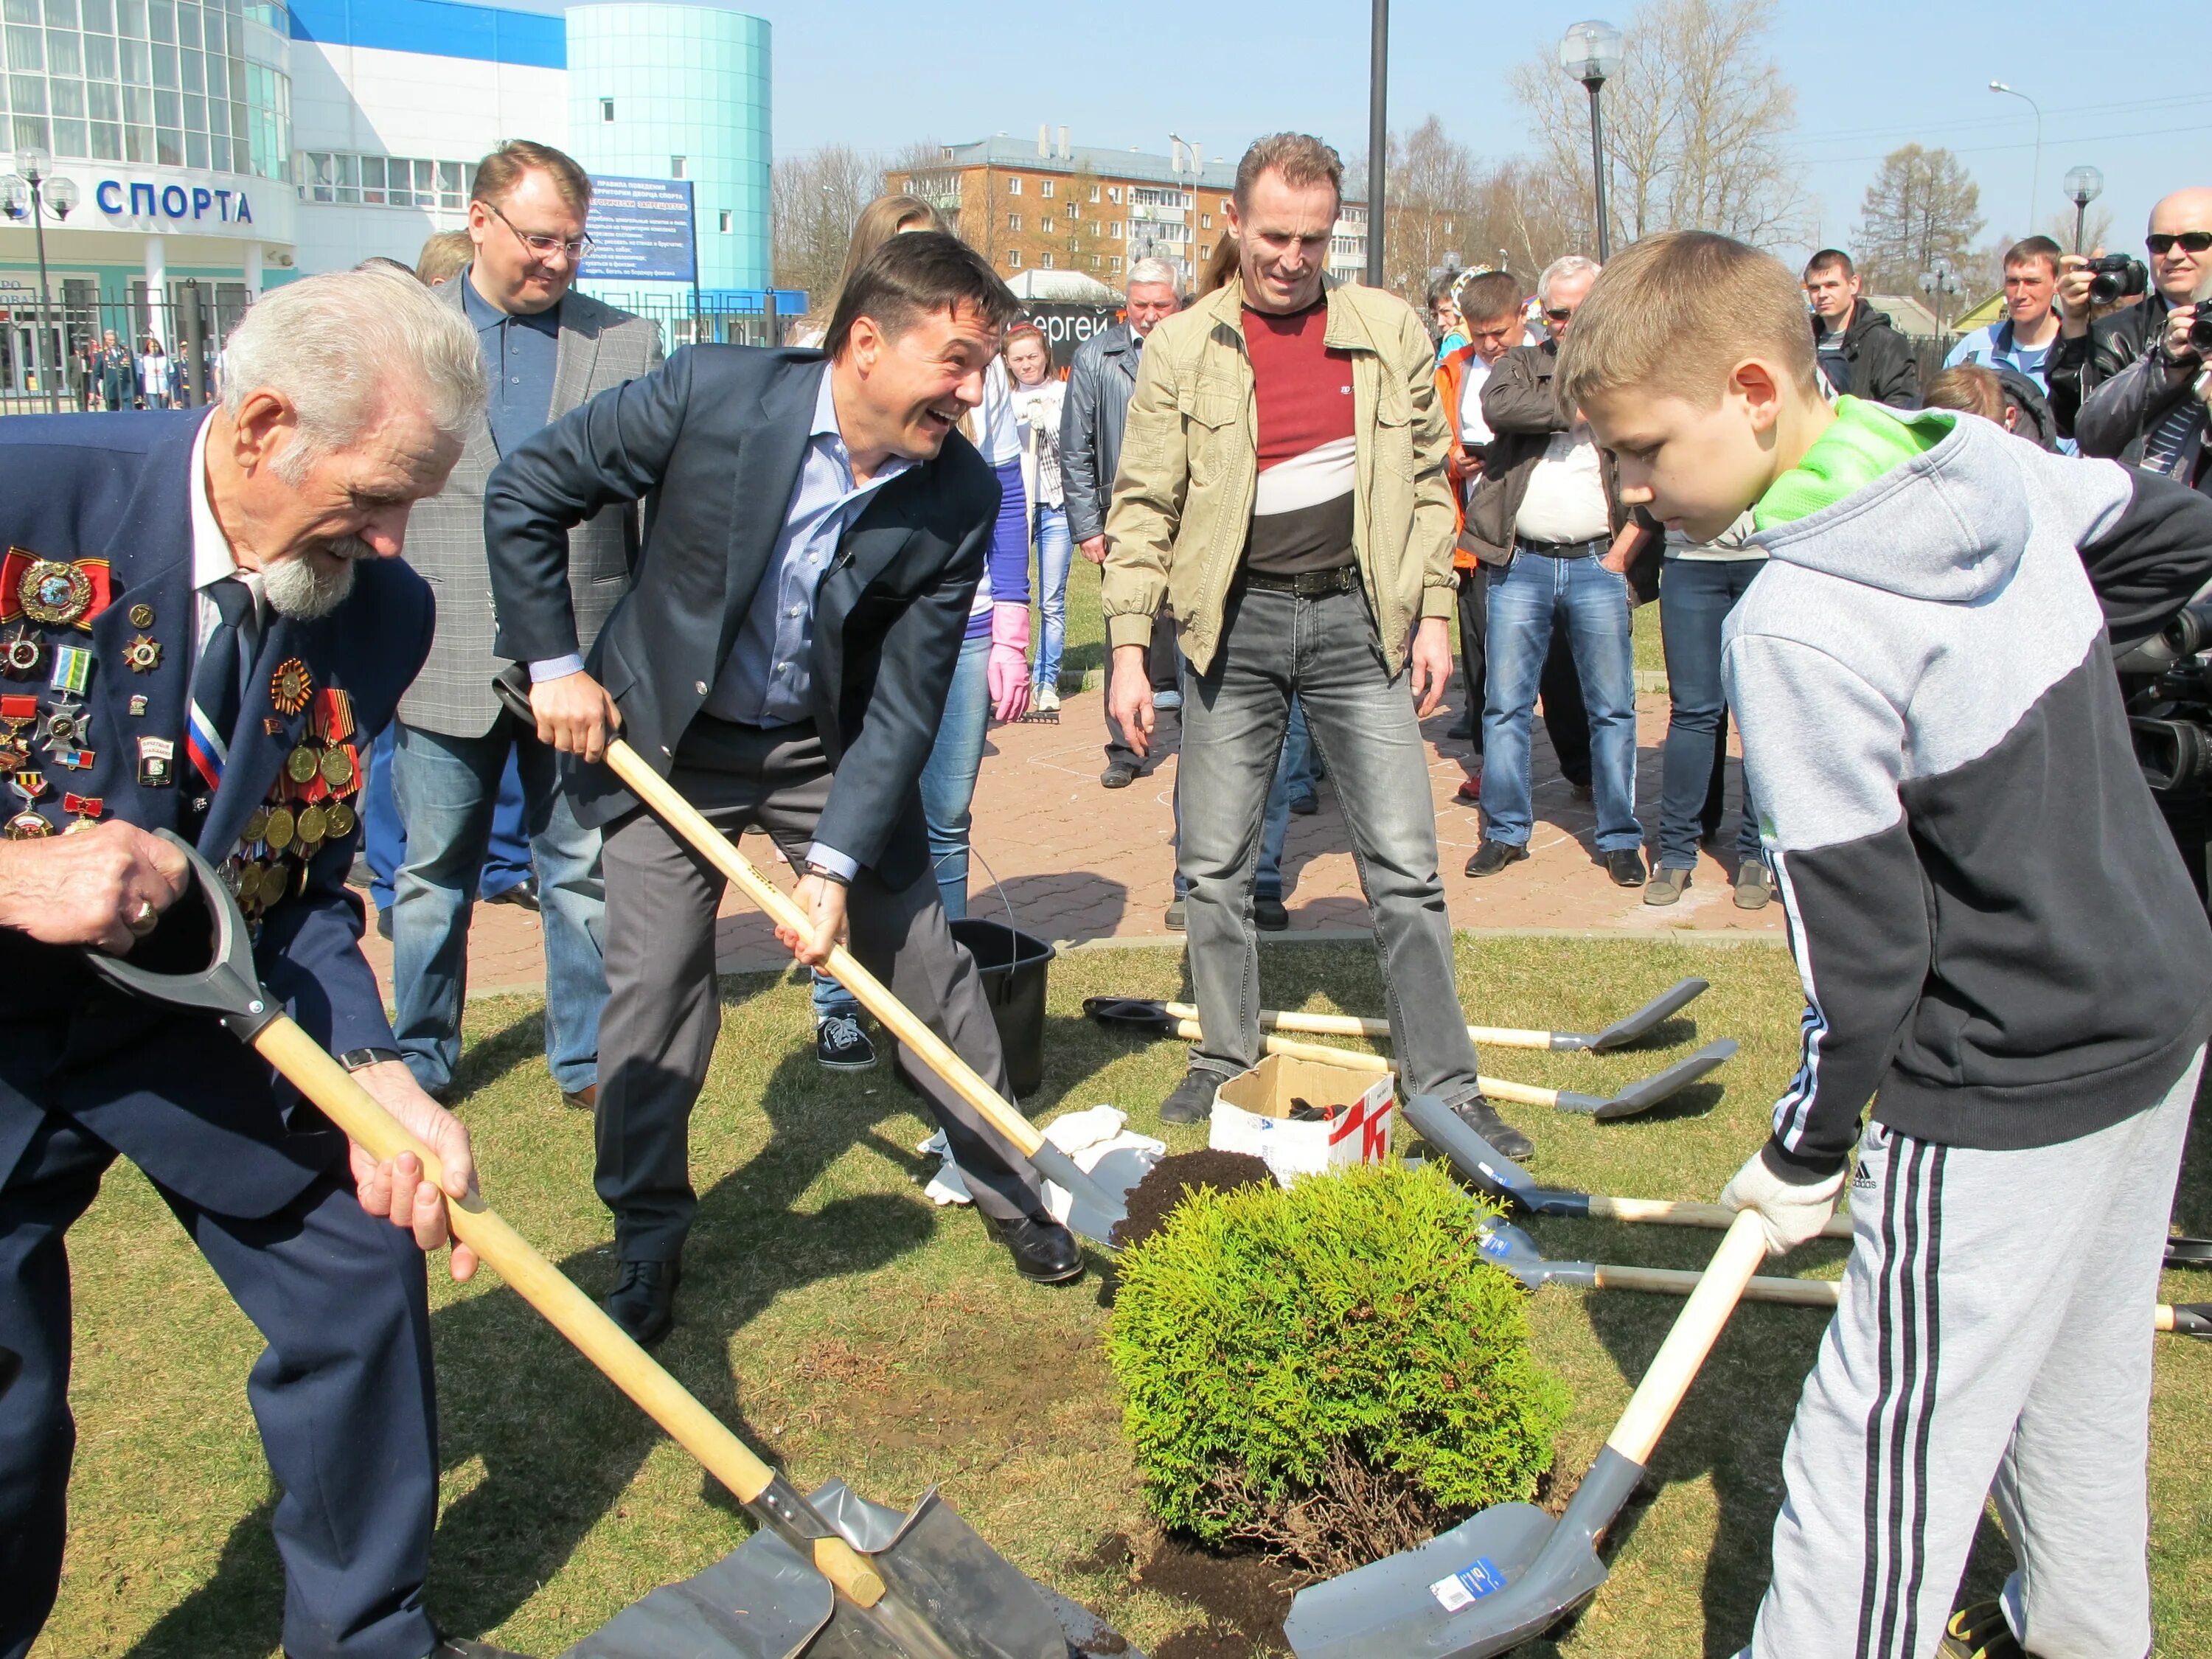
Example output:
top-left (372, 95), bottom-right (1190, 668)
top-left (1366, 0), bottom-right (1386, 288)
top-left (1989, 82), bottom-right (2043, 240)
top-left (0, 149), bottom-right (75, 414)
top-left (1919, 259), bottom-right (1961, 343)
top-left (1560, 21), bottom-right (1624, 261)
top-left (2064, 164), bottom-right (2104, 255)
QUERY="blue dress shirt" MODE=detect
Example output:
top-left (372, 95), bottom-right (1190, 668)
top-left (461, 265), bottom-right (563, 460)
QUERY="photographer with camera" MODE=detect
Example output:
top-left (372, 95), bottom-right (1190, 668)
top-left (2050, 187), bottom-right (2212, 443)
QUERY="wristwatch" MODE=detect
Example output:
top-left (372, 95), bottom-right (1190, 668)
top-left (804, 862), bottom-right (851, 888)
top-left (338, 1046), bottom-right (404, 1071)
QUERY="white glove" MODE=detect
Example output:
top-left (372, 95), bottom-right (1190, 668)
top-left (1720, 1144), bottom-right (1846, 1258)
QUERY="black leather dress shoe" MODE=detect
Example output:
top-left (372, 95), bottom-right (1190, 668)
top-left (1452, 1095), bottom-right (1534, 1160)
top-left (990, 1214), bottom-right (1085, 1284)
top-left (603, 1259), bottom-right (680, 1347)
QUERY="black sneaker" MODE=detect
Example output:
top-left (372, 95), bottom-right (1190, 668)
top-left (815, 1014), bottom-right (877, 1071)
top-left (1466, 840), bottom-right (1528, 877)
top-left (1938, 1602), bottom-right (2025, 1659)
top-left (1100, 763), bottom-right (1137, 789)
top-left (1253, 894), bottom-right (1289, 931)
top-left (1159, 1068), bottom-right (1219, 1125)
top-left (1604, 847), bottom-right (1647, 888)
top-left (1287, 790), bottom-right (1319, 816)
top-left (1445, 712), bottom-right (1477, 740)
top-left (1164, 899), bottom-right (1186, 932)
top-left (1451, 1094), bottom-right (1533, 1160)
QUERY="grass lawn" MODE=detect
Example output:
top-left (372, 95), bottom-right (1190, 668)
top-left (39, 936), bottom-right (2212, 1658)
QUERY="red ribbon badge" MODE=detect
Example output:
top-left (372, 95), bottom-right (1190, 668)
top-left (0, 549), bottom-right (114, 630)
top-left (0, 694), bottom-right (37, 725)
top-left (63, 793), bottom-right (102, 817)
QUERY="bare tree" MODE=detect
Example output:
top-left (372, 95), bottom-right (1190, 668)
top-left (1354, 121), bottom-right (1582, 305)
top-left (1856, 144), bottom-right (1985, 292)
top-left (1509, 0), bottom-right (1805, 252)
top-left (771, 144), bottom-right (886, 302)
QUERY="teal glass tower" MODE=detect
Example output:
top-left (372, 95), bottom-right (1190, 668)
top-left (563, 1), bottom-right (769, 301)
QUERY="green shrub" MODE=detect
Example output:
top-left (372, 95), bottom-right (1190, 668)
top-left (1105, 1161), bottom-right (1569, 1572)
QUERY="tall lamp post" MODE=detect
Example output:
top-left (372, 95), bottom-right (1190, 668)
top-left (1365, 0), bottom-right (1387, 288)
top-left (1919, 258), bottom-right (1961, 344)
top-left (1989, 82), bottom-right (2043, 240)
top-left (0, 149), bottom-right (77, 414)
top-left (1560, 21), bottom-right (1624, 261)
top-left (2064, 164), bottom-right (2104, 254)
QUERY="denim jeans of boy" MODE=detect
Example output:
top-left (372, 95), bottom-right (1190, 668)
top-left (1656, 557), bottom-right (1765, 871)
top-left (1178, 583), bottom-right (1484, 1109)
top-left (1479, 551), bottom-right (1643, 852)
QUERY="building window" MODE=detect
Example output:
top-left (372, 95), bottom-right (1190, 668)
top-left (1040, 178), bottom-right (1054, 198)
top-left (1108, 221), bottom-right (1121, 238)
top-left (1200, 213), bottom-right (1211, 229)
top-left (1006, 212), bottom-right (1020, 232)
top-left (1107, 186), bottom-right (1121, 204)
top-left (1040, 215), bottom-right (1054, 233)
top-left (1089, 254), bottom-right (1102, 269)
top-left (669, 156), bottom-right (685, 178)
top-left (1089, 184), bottom-right (1101, 202)
top-left (1007, 249), bottom-right (1022, 268)
top-left (1221, 198), bottom-right (1232, 213)
top-left (719, 209), bottom-right (731, 233)
top-left (299, 150), bottom-right (467, 210)
top-left (1005, 175), bottom-right (1020, 195)
top-left (1040, 251), bottom-right (1054, 268)
top-left (599, 97), bottom-right (614, 122)
top-left (1109, 256), bottom-right (1122, 271)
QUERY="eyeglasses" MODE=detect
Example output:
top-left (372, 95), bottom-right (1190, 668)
top-left (488, 201), bottom-right (593, 262)
top-left (1543, 307), bottom-right (1574, 322)
top-left (2146, 232), bottom-right (2212, 257)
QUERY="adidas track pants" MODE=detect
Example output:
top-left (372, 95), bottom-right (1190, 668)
top-left (1745, 1047), bottom-right (2200, 1659)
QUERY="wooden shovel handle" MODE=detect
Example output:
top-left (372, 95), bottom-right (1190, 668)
top-left (1606, 1209), bottom-right (1770, 1466)
top-left (253, 1018), bottom-right (888, 1609)
top-left (601, 738), bottom-right (1046, 1160)
top-left (1177, 1020), bottom-right (1562, 1109)
top-left (1594, 1260), bottom-right (1840, 1308)
top-left (1591, 1195), bottom-right (1857, 1242)
top-left (1167, 1000), bottom-right (1552, 1053)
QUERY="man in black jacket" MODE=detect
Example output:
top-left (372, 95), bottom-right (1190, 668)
top-left (1802, 249), bottom-right (1920, 407)
top-left (485, 234), bottom-right (1083, 1346)
top-left (2052, 185), bottom-right (2211, 447)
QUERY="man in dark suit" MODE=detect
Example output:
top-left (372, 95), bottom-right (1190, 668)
top-left (0, 270), bottom-right (512, 1659)
top-left (487, 232), bottom-right (1084, 1346)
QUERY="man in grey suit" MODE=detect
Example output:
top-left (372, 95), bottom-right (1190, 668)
top-left (389, 140), bottom-right (662, 1110)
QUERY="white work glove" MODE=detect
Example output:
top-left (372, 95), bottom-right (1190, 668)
top-left (1720, 1144), bottom-right (1846, 1257)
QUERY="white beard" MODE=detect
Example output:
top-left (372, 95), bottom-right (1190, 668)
top-left (261, 538), bottom-right (367, 619)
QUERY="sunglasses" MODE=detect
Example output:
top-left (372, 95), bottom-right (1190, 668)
top-left (1543, 307), bottom-right (1573, 321)
top-left (2146, 232), bottom-right (2212, 257)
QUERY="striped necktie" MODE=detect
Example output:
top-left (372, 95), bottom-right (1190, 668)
top-left (184, 576), bottom-right (253, 799)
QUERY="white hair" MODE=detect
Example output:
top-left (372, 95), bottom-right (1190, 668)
top-left (1537, 255), bottom-right (1602, 304)
top-left (222, 268), bottom-right (486, 480)
top-left (1126, 258), bottom-right (1179, 292)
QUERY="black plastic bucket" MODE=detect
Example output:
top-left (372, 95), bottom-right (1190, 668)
top-left (950, 917), bottom-right (1055, 1098)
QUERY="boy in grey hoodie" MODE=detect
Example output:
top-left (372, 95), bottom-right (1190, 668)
top-left (1565, 232), bottom-right (2212, 1659)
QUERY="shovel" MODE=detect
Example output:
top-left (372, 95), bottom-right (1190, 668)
top-left (1284, 1209), bottom-right (1771, 1658)
top-left (495, 674), bottom-right (1146, 1248)
top-left (86, 832), bottom-right (1124, 1659)
top-left (1085, 1001), bottom-right (1734, 1121)
top-left (1083, 978), bottom-right (1709, 1054)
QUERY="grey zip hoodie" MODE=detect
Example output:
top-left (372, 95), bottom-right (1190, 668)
top-left (1722, 408), bottom-right (2212, 1178)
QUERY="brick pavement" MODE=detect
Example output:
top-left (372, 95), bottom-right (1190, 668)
top-left (358, 684), bottom-right (1781, 1002)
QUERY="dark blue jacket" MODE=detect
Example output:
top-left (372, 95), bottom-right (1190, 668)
top-left (0, 410), bottom-right (434, 1217)
top-left (483, 345), bottom-right (998, 888)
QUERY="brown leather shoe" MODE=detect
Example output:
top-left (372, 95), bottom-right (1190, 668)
top-left (562, 1084), bottom-right (597, 1112)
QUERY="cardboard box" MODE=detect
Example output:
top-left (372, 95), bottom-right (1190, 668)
top-left (1208, 1053), bottom-right (1395, 1186)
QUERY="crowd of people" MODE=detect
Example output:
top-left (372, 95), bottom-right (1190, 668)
top-left (0, 122), bottom-right (2207, 1659)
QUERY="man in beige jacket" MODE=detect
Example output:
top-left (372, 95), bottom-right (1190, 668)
top-left (1103, 133), bottom-right (1528, 1156)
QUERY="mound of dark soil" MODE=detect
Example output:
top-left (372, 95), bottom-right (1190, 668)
top-left (1112, 1150), bottom-right (1274, 1249)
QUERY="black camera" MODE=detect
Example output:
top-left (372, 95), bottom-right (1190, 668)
top-left (2086, 254), bottom-right (2149, 307)
top-left (2118, 597), bottom-right (2212, 905)
top-left (2188, 308), bottom-right (2212, 355)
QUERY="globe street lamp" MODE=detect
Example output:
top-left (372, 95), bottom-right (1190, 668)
top-left (1988, 82), bottom-right (2042, 241)
top-left (1919, 258), bottom-right (1962, 343)
top-left (2064, 164), bottom-right (2104, 255)
top-left (1560, 21), bottom-right (1624, 260)
top-left (1, 149), bottom-right (73, 414)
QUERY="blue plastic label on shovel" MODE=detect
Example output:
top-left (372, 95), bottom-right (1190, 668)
top-left (1428, 1555), bottom-right (1509, 1611)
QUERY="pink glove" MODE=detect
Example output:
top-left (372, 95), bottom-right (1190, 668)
top-left (988, 602), bottom-right (1032, 723)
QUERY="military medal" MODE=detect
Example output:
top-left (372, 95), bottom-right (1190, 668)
top-left (310, 686), bottom-right (356, 745)
top-left (136, 734), bottom-right (175, 787)
top-left (48, 644), bottom-right (91, 696)
top-left (122, 635), bottom-right (161, 672)
top-left (285, 743), bottom-right (320, 786)
top-left (243, 804), bottom-right (271, 844)
top-left (264, 804), bottom-right (296, 851)
top-left (61, 791), bottom-right (101, 832)
top-left (128, 602), bottom-right (153, 628)
top-left (270, 658), bottom-right (313, 715)
top-left (49, 747), bottom-right (93, 770)
top-left (296, 803), bottom-right (330, 848)
top-left (324, 799), bottom-right (357, 838)
top-left (39, 694), bottom-right (90, 750)
top-left (0, 549), bottom-right (111, 630)
top-left (6, 771), bottom-right (51, 838)
top-left (0, 693), bottom-right (35, 742)
top-left (1, 626), bottom-right (43, 679)
top-left (319, 743), bottom-right (358, 792)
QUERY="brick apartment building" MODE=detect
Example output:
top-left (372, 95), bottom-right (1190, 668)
top-left (887, 128), bottom-right (1368, 291)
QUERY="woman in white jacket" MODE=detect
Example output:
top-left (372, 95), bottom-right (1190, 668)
top-left (1004, 323), bottom-right (1069, 719)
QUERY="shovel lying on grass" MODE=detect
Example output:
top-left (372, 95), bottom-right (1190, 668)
top-left (1284, 1209), bottom-right (1772, 1658)
top-left (1084, 1001), bottom-right (1734, 1121)
top-left (88, 833), bottom-right (1129, 1659)
top-left (1085, 978), bottom-right (1710, 1054)
top-left (495, 674), bottom-right (1149, 1248)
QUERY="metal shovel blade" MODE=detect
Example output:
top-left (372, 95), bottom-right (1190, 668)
top-left (2167, 1236), bottom-right (2212, 1267)
top-left (568, 1478), bottom-right (1117, 1659)
top-left (1554, 1039), bottom-right (1738, 1120)
top-left (1557, 978), bottom-right (1709, 1052)
top-left (1284, 1447), bottom-right (1642, 1659)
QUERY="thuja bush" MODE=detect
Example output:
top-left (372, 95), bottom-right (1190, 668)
top-left (1105, 1161), bottom-right (1569, 1573)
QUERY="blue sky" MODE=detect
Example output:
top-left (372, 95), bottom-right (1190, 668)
top-left (518, 1), bottom-right (2206, 263)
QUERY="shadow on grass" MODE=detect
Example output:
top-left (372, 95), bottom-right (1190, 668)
top-left (123, 974), bottom-right (949, 1658)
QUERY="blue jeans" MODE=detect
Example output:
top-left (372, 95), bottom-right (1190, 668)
top-left (1657, 557), bottom-right (1765, 870)
top-left (1176, 584), bottom-right (1484, 1108)
top-left (390, 720), bottom-right (608, 1096)
top-left (1177, 695), bottom-right (1308, 902)
top-left (364, 723), bottom-right (534, 912)
top-left (1032, 501), bottom-right (1071, 691)
top-left (1480, 550), bottom-right (1643, 852)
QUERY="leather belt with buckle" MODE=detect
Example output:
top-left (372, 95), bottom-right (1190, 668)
top-left (1517, 536), bottom-right (1608, 559)
top-left (1242, 565), bottom-right (1360, 597)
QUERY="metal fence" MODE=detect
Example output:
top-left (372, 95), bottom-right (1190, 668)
top-left (0, 282), bottom-right (248, 417)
